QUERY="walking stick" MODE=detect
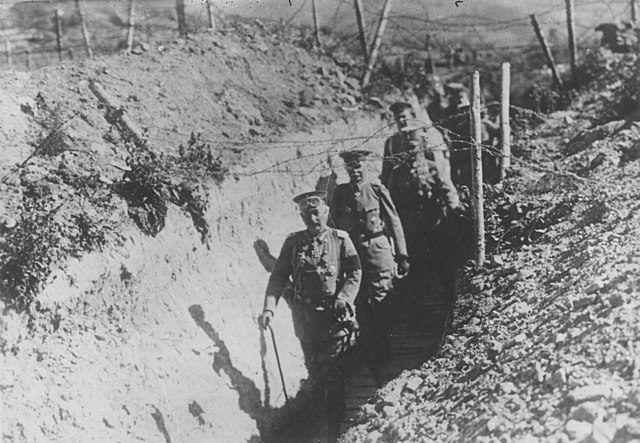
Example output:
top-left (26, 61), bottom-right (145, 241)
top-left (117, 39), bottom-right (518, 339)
top-left (267, 324), bottom-right (289, 403)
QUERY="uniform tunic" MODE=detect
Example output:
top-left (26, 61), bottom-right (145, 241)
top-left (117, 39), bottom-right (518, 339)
top-left (329, 180), bottom-right (408, 377)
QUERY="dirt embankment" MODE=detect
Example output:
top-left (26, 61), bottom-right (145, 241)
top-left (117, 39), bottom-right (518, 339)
top-left (0, 19), bottom-right (391, 442)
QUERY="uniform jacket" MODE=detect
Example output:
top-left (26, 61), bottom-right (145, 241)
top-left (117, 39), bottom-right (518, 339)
top-left (329, 180), bottom-right (408, 260)
top-left (381, 128), bottom-right (450, 187)
top-left (388, 148), bottom-right (459, 232)
top-left (264, 227), bottom-right (361, 313)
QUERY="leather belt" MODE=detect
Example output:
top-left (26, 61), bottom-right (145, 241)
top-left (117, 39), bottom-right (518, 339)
top-left (353, 230), bottom-right (385, 242)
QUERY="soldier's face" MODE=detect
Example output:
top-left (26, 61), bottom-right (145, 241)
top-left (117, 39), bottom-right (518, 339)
top-left (345, 162), bottom-right (365, 183)
top-left (394, 109), bottom-right (415, 131)
top-left (301, 205), bottom-right (328, 235)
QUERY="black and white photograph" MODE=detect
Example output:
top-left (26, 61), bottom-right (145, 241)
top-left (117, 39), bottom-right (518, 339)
top-left (0, 0), bottom-right (639, 441)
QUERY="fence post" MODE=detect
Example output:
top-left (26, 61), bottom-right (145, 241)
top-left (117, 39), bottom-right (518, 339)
top-left (176, 0), bottom-right (187, 37)
top-left (632, 0), bottom-right (637, 23)
top-left (353, 0), bottom-right (369, 64)
top-left (565, 0), bottom-right (577, 84)
top-left (75, 0), bottom-right (94, 58)
top-left (499, 62), bottom-right (511, 181)
top-left (5, 40), bottom-right (13, 70)
top-left (362, 0), bottom-right (393, 88)
top-left (530, 14), bottom-right (563, 89)
top-left (26, 48), bottom-right (32, 70)
top-left (126, 0), bottom-right (135, 54)
top-left (55, 9), bottom-right (63, 62)
top-left (312, 0), bottom-right (321, 46)
top-left (206, 0), bottom-right (215, 31)
top-left (470, 71), bottom-right (485, 267)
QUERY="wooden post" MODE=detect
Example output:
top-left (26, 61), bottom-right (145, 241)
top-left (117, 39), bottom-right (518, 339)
top-left (126, 0), bottom-right (135, 54)
top-left (89, 80), bottom-right (147, 148)
top-left (530, 14), bottom-right (563, 89)
top-left (499, 62), bottom-right (511, 181)
top-left (353, 0), bottom-right (369, 64)
top-left (632, 0), bottom-right (637, 23)
top-left (5, 40), bottom-right (13, 70)
top-left (55, 9), bottom-right (63, 62)
top-left (75, 0), bottom-right (94, 58)
top-left (565, 0), bottom-right (577, 84)
top-left (176, 0), bottom-right (187, 37)
top-left (312, 0), bottom-right (321, 46)
top-left (470, 71), bottom-right (485, 267)
top-left (206, 0), bottom-right (215, 31)
top-left (361, 0), bottom-right (393, 88)
top-left (26, 48), bottom-right (32, 70)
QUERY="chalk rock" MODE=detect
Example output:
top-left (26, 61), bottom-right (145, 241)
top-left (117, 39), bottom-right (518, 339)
top-left (569, 385), bottom-right (611, 404)
top-left (565, 419), bottom-right (591, 440)
top-left (571, 402), bottom-right (602, 423)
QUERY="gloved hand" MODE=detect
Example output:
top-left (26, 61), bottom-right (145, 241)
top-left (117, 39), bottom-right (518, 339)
top-left (333, 299), bottom-right (348, 321)
top-left (396, 255), bottom-right (410, 277)
top-left (260, 310), bottom-right (274, 330)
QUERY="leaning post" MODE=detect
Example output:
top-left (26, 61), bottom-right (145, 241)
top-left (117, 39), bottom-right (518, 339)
top-left (362, 0), bottom-right (393, 88)
top-left (530, 14), bottom-right (563, 89)
top-left (75, 0), bottom-right (94, 58)
top-left (55, 9), bottom-right (63, 62)
top-left (470, 71), bottom-right (485, 267)
top-left (126, 0), bottom-right (135, 54)
top-left (499, 62), bottom-right (511, 181)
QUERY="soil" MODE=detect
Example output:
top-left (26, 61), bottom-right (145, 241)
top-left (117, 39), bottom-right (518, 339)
top-left (1, 11), bottom-right (640, 443)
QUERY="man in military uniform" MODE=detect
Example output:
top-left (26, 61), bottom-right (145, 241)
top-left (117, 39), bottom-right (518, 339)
top-left (329, 150), bottom-right (409, 383)
top-left (260, 190), bottom-right (361, 443)
top-left (387, 128), bottom-right (462, 330)
top-left (381, 102), bottom-right (450, 187)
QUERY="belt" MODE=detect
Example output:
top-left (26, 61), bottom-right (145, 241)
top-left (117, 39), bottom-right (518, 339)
top-left (353, 230), bottom-right (385, 242)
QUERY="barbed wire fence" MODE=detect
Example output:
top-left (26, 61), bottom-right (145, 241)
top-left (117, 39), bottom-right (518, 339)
top-left (0, 0), bottom-right (634, 72)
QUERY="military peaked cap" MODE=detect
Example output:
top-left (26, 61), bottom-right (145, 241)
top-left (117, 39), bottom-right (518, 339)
top-left (339, 150), bottom-right (372, 164)
top-left (389, 102), bottom-right (413, 115)
top-left (293, 190), bottom-right (327, 210)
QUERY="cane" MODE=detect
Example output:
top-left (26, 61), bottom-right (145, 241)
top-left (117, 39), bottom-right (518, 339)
top-left (267, 324), bottom-right (289, 404)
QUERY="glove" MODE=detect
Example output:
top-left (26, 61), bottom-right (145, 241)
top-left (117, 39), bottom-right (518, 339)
top-left (396, 255), bottom-right (410, 277)
top-left (260, 310), bottom-right (274, 330)
top-left (333, 299), bottom-right (348, 321)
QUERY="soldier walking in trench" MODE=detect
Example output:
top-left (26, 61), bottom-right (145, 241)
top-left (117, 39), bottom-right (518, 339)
top-left (386, 127), bottom-right (463, 331)
top-left (329, 150), bottom-right (410, 383)
top-left (260, 190), bottom-right (361, 443)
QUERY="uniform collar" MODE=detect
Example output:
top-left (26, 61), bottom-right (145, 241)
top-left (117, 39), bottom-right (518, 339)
top-left (305, 226), bottom-right (329, 241)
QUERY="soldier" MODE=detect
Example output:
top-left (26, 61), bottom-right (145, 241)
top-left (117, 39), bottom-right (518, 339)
top-left (381, 101), bottom-right (450, 188)
top-left (329, 150), bottom-right (409, 383)
top-left (260, 190), bottom-right (361, 443)
top-left (387, 128), bottom-right (462, 330)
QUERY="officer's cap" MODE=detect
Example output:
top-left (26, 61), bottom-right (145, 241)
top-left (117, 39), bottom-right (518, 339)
top-left (339, 150), bottom-right (371, 165)
top-left (389, 102), bottom-right (413, 115)
top-left (293, 190), bottom-right (327, 211)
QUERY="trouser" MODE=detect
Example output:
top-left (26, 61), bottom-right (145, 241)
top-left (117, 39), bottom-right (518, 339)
top-left (355, 270), bottom-right (395, 381)
top-left (353, 234), bottom-right (397, 381)
top-left (290, 303), bottom-right (357, 442)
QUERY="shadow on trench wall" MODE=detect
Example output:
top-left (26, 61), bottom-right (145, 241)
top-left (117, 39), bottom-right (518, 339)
top-left (188, 304), bottom-right (325, 442)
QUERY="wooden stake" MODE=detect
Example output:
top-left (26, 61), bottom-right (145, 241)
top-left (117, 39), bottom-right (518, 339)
top-left (75, 0), bottom-right (94, 58)
top-left (126, 0), bottom-right (135, 54)
top-left (353, 0), bottom-right (369, 64)
top-left (206, 0), bottom-right (215, 31)
top-left (565, 0), bottom-right (577, 84)
top-left (499, 62), bottom-right (511, 181)
top-left (55, 9), bottom-right (63, 62)
top-left (530, 14), bottom-right (563, 89)
top-left (470, 71), bottom-right (485, 267)
top-left (176, 0), bottom-right (187, 37)
top-left (26, 48), bottom-right (32, 70)
top-left (5, 40), bottom-right (13, 70)
top-left (632, 0), bottom-right (637, 23)
top-left (89, 80), bottom-right (147, 148)
top-left (312, 0), bottom-right (321, 46)
top-left (362, 0), bottom-right (393, 88)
